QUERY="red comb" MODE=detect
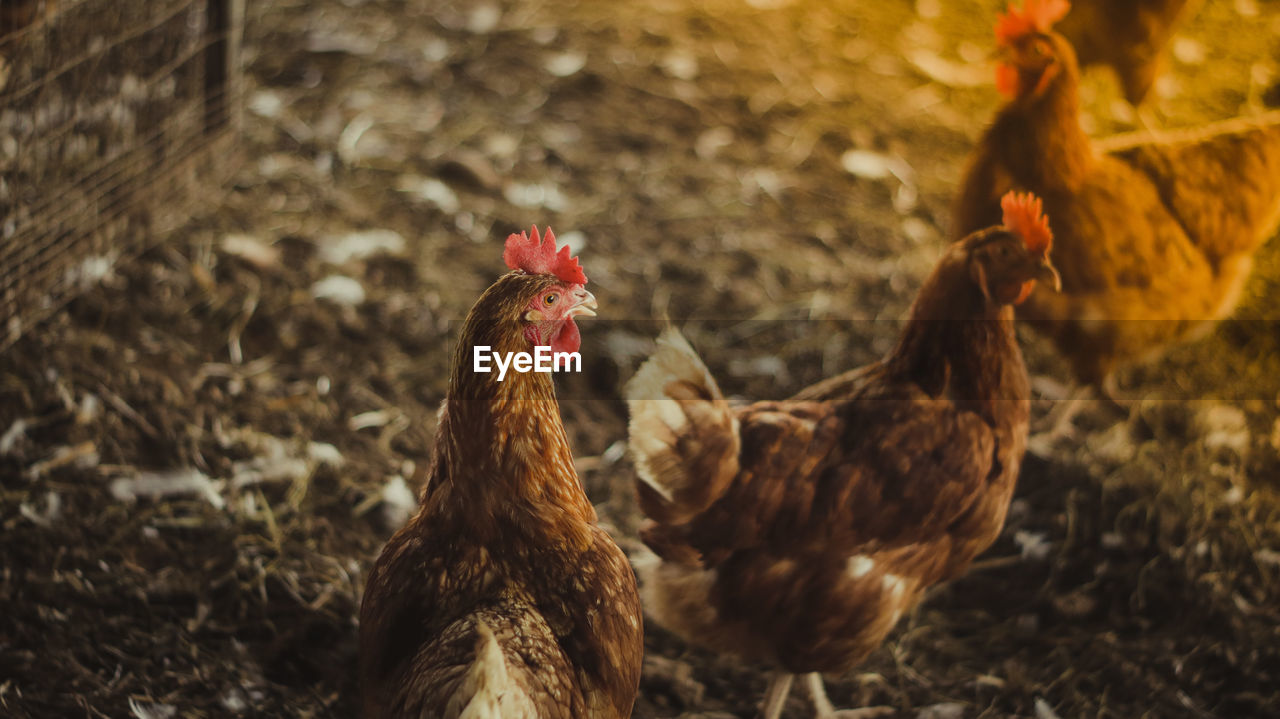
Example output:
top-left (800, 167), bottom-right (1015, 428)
top-left (502, 226), bottom-right (587, 285)
top-left (1001, 191), bottom-right (1053, 254)
top-left (995, 0), bottom-right (1070, 46)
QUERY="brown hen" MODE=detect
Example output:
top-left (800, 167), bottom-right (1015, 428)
top-left (626, 194), bottom-right (1060, 719)
top-left (359, 228), bottom-right (643, 719)
top-left (954, 0), bottom-right (1280, 408)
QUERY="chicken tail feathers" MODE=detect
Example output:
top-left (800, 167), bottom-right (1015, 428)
top-left (626, 328), bottom-right (740, 525)
top-left (448, 621), bottom-right (535, 719)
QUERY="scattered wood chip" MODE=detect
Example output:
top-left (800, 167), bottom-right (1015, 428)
top-left (546, 51), bottom-right (587, 78)
top-left (320, 229), bottom-right (406, 265)
top-left (904, 47), bottom-right (986, 88)
top-left (1052, 589), bottom-right (1098, 619)
top-left (26, 441), bottom-right (99, 480)
top-left (1035, 698), bottom-right (1063, 719)
top-left (917, 702), bottom-right (965, 719)
top-left (75, 393), bottom-right (103, 425)
top-left (220, 234), bottom-right (281, 270)
top-left (695, 126), bottom-right (735, 159)
top-left (660, 50), bottom-right (699, 80)
top-left (504, 181), bottom-right (568, 211)
top-left (129, 698), bottom-right (176, 719)
top-left (1014, 530), bottom-right (1052, 561)
top-left (380, 475), bottom-right (417, 531)
top-left (349, 409), bottom-right (397, 431)
top-left (0, 418), bottom-right (27, 455)
top-left (396, 175), bottom-right (460, 214)
top-left (468, 3), bottom-right (501, 34)
top-left (19, 492), bottom-right (62, 528)
top-left (307, 442), bottom-right (344, 467)
top-left (109, 469), bottom-right (225, 510)
top-left (1198, 404), bottom-right (1250, 456)
top-left (247, 89), bottom-right (284, 119)
top-left (311, 275), bottom-right (366, 307)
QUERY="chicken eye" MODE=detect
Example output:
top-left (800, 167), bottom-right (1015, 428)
top-left (544, 293), bottom-right (559, 306)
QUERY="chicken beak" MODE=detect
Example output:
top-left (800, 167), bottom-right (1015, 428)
top-left (567, 289), bottom-right (598, 319)
top-left (1034, 257), bottom-right (1062, 292)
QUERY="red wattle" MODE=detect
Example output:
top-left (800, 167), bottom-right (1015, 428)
top-left (1014, 280), bottom-right (1035, 305)
top-left (551, 319), bottom-right (581, 356)
top-left (995, 63), bottom-right (1019, 98)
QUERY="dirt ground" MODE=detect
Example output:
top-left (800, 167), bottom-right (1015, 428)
top-left (3, 0), bottom-right (1280, 716)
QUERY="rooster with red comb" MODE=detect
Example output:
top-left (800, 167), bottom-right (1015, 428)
top-left (359, 227), bottom-right (642, 718)
top-left (626, 193), bottom-right (1059, 719)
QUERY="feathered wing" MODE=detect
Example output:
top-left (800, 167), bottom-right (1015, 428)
top-left (672, 387), bottom-right (1002, 566)
top-left (637, 398), bottom-right (842, 566)
top-left (1100, 112), bottom-right (1280, 266)
top-left (625, 328), bottom-right (741, 525)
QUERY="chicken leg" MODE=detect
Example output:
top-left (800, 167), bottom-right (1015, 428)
top-left (805, 673), bottom-right (894, 718)
top-left (759, 673), bottom-right (794, 719)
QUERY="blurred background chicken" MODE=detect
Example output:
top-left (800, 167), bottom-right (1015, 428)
top-left (1054, 0), bottom-right (1202, 107)
top-left (359, 228), bottom-right (643, 718)
top-left (626, 194), bottom-right (1060, 719)
top-left (954, 0), bottom-right (1280, 433)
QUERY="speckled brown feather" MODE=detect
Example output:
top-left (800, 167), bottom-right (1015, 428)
top-left (359, 272), bottom-right (643, 718)
top-left (955, 27), bottom-right (1280, 387)
top-left (629, 233), bottom-right (1038, 675)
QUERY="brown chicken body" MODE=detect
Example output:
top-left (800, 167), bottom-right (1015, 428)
top-left (955, 0), bottom-right (1280, 396)
top-left (627, 195), bottom-right (1060, 718)
top-left (359, 228), bottom-right (642, 719)
top-left (1054, 0), bottom-right (1200, 106)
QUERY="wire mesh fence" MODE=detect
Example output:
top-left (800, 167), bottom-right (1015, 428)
top-left (0, 0), bottom-right (243, 350)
